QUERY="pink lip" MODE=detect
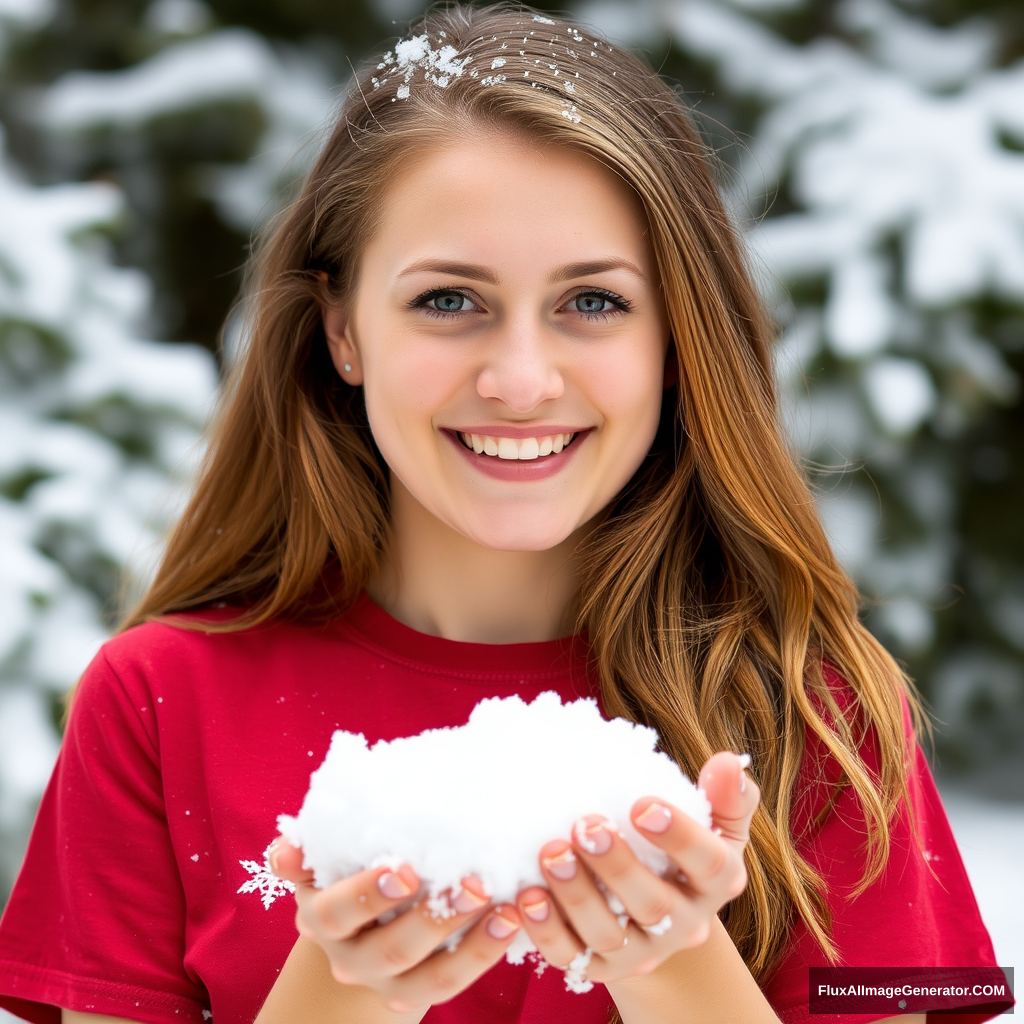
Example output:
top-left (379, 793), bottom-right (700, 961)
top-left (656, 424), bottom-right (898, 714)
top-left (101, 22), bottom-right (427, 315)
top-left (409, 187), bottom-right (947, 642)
top-left (447, 425), bottom-right (588, 439)
top-left (442, 428), bottom-right (589, 481)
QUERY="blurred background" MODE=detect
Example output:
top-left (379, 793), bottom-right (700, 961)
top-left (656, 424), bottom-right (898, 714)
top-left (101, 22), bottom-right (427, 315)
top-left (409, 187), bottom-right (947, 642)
top-left (0, 0), bottom-right (1021, 986)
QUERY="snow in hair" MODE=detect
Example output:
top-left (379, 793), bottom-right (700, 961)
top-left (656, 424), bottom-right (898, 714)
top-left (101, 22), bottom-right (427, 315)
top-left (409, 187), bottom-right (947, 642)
top-left (279, 691), bottom-right (711, 988)
top-left (371, 33), bottom-right (472, 100)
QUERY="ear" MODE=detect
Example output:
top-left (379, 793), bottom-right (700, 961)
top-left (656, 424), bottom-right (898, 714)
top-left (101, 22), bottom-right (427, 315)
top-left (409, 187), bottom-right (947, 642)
top-left (319, 273), bottom-right (363, 386)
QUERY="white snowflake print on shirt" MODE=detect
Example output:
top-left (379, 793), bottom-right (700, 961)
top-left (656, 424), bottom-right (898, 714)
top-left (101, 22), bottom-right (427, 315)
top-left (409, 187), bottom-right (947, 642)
top-left (237, 843), bottom-right (296, 909)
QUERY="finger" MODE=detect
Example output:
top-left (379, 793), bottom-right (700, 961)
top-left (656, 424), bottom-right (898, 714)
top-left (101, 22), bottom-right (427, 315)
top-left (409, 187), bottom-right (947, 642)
top-left (351, 879), bottom-right (491, 978)
top-left (381, 905), bottom-right (523, 1014)
top-left (268, 838), bottom-right (314, 886)
top-left (571, 816), bottom-right (681, 934)
top-left (631, 798), bottom-right (745, 901)
top-left (540, 837), bottom-right (626, 955)
top-left (697, 751), bottom-right (760, 846)
top-left (296, 862), bottom-right (422, 942)
top-left (515, 886), bottom-right (585, 969)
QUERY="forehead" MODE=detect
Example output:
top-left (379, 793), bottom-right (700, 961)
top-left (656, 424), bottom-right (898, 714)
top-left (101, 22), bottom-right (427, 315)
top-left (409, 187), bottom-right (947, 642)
top-left (361, 135), bottom-right (653, 274)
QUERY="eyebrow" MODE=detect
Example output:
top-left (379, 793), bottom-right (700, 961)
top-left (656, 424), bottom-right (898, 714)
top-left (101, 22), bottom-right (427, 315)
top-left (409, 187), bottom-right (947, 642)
top-left (397, 257), bottom-right (646, 284)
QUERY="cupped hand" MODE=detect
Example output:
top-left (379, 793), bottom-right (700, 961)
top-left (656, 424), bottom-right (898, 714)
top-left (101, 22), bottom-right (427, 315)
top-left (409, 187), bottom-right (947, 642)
top-left (515, 751), bottom-right (759, 985)
top-left (270, 842), bottom-right (522, 1013)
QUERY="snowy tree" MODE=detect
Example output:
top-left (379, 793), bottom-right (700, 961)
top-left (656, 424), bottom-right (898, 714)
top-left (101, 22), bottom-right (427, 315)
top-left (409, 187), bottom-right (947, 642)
top-left (0, 3), bottom-right (223, 893)
top-left (0, 130), bottom-right (218, 890)
top-left (579, 0), bottom-right (1024, 777)
top-left (0, 0), bottom-right (340, 899)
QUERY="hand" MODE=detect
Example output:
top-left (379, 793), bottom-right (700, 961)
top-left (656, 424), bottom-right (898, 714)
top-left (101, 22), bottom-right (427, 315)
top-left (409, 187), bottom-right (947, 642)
top-left (270, 842), bottom-right (523, 1014)
top-left (514, 751), bottom-right (759, 986)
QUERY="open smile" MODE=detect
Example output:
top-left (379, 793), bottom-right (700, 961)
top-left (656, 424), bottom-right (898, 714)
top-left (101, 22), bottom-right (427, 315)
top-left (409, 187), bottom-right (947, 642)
top-left (442, 427), bottom-right (589, 481)
top-left (456, 430), bottom-right (579, 460)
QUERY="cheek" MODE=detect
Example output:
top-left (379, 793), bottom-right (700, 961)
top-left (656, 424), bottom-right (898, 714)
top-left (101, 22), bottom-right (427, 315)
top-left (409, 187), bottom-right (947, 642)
top-left (587, 339), bottom-right (666, 440)
top-left (360, 334), bottom-right (464, 455)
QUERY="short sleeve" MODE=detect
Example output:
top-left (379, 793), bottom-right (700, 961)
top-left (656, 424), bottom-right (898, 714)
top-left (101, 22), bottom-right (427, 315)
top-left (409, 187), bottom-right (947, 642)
top-left (761, 680), bottom-right (1013, 1024)
top-left (0, 648), bottom-right (208, 1024)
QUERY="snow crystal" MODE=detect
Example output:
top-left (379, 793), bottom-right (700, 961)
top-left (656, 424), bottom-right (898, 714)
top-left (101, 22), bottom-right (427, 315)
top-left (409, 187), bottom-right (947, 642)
top-left (237, 843), bottom-right (296, 910)
top-left (490, 57), bottom-right (506, 69)
top-left (280, 692), bottom-right (710, 980)
top-left (560, 104), bottom-right (581, 123)
top-left (533, 15), bottom-right (555, 24)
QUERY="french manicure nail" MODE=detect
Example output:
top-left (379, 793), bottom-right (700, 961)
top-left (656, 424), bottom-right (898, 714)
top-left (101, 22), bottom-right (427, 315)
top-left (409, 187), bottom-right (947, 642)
top-left (636, 802), bottom-right (672, 834)
top-left (542, 848), bottom-right (577, 881)
top-left (452, 886), bottom-right (489, 914)
top-left (522, 898), bottom-right (549, 922)
top-left (378, 871), bottom-right (412, 900)
top-left (487, 911), bottom-right (520, 939)
top-left (736, 753), bottom-right (751, 769)
top-left (574, 819), bottom-right (613, 855)
top-left (267, 838), bottom-right (283, 875)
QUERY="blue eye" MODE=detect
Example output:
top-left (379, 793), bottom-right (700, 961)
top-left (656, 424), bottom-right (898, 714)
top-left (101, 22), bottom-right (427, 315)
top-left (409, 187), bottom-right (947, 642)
top-left (575, 293), bottom-right (611, 314)
top-left (432, 293), bottom-right (467, 312)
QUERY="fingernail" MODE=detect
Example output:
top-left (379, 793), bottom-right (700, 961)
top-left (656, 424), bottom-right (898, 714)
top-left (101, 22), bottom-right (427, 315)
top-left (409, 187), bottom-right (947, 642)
top-left (574, 818), bottom-right (613, 855)
top-left (452, 886), bottom-right (489, 914)
top-left (378, 871), bottom-right (412, 900)
top-left (487, 909), bottom-right (520, 939)
top-left (737, 753), bottom-right (751, 769)
top-left (522, 898), bottom-right (549, 922)
top-left (636, 802), bottom-right (672, 834)
top-left (542, 848), bottom-right (577, 881)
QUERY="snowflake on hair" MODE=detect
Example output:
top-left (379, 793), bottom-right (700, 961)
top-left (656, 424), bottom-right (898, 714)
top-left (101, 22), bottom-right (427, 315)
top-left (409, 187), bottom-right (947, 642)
top-left (372, 33), bottom-right (472, 100)
top-left (237, 843), bottom-right (296, 910)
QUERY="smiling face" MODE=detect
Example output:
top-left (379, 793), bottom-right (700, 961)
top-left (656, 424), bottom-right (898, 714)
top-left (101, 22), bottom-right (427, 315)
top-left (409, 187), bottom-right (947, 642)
top-left (323, 134), bottom-right (670, 553)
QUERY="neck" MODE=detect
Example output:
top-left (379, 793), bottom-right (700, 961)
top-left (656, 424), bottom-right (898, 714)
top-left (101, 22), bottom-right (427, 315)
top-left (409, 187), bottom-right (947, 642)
top-left (367, 479), bottom-right (588, 644)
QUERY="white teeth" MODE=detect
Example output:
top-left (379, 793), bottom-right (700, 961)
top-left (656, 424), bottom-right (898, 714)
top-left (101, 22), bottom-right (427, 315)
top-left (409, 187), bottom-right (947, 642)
top-left (459, 431), bottom-right (578, 459)
top-left (519, 437), bottom-right (540, 460)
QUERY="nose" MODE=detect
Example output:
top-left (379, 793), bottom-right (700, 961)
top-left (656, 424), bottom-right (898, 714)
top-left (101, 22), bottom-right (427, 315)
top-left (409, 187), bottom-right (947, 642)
top-left (475, 319), bottom-right (564, 412)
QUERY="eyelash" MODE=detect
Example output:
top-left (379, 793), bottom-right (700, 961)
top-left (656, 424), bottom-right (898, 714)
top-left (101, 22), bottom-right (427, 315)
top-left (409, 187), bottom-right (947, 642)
top-left (408, 286), bottom-right (634, 321)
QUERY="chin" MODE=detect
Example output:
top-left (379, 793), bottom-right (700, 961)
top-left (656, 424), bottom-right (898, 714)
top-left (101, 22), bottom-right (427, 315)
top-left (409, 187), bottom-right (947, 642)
top-left (460, 518), bottom-right (579, 553)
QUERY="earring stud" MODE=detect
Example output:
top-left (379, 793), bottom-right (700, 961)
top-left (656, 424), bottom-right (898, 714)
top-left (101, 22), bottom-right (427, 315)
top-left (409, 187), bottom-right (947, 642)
top-left (344, 363), bottom-right (352, 372)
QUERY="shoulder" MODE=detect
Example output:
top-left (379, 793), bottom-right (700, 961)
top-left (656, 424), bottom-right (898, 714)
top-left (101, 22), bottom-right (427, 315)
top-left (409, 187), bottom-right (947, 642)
top-left (97, 606), bottom-right (328, 672)
top-left (75, 609), bottom-right (341, 720)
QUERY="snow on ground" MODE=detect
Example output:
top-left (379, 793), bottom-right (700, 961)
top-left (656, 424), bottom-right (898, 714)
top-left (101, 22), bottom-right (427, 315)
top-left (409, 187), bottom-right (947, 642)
top-left (941, 790), bottom-right (1024, 974)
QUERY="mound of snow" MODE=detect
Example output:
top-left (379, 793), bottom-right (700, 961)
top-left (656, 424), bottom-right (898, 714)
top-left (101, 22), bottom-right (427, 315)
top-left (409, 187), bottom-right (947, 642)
top-left (279, 691), bottom-right (711, 972)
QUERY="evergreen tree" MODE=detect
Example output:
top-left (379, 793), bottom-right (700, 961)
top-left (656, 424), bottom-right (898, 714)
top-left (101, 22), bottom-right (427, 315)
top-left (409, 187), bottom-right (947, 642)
top-left (0, 2), bottom-right (218, 893)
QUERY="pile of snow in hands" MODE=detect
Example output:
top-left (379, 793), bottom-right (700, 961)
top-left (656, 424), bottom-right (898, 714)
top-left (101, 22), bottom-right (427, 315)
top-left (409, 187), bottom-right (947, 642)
top-left (279, 692), bottom-right (711, 990)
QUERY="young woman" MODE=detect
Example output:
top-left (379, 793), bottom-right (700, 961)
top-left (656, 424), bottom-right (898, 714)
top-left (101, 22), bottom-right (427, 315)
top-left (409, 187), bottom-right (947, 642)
top-left (0, 5), bottom-right (1009, 1024)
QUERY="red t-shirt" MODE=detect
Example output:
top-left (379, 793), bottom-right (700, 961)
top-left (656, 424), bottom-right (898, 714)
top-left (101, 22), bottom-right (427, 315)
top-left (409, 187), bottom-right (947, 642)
top-left (0, 595), bottom-right (1010, 1024)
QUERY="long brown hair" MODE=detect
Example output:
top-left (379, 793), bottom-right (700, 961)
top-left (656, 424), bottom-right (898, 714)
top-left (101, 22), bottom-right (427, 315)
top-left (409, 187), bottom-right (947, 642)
top-left (119, 2), bottom-right (927, 988)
